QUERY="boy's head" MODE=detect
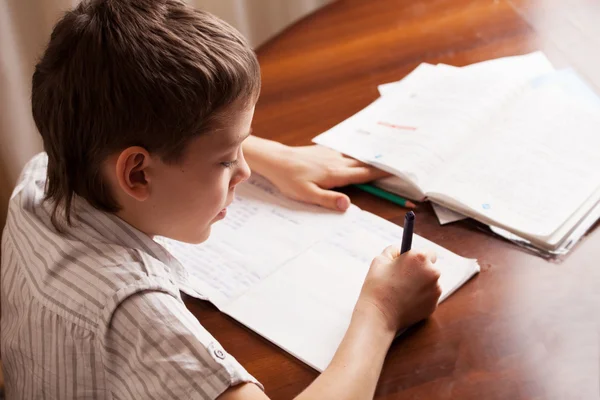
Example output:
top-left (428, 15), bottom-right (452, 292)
top-left (32, 0), bottom-right (260, 243)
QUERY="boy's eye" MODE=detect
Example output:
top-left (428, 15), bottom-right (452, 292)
top-left (221, 160), bottom-right (238, 168)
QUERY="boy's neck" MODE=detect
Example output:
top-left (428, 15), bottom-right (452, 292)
top-left (115, 207), bottom-right (156, 239)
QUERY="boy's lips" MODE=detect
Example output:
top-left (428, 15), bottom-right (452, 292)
top-left (214, 196), bottom-right (234, 221)
top-left (216, 200), bottom-right (233, 220)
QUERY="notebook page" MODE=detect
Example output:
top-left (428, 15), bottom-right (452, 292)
top-left (427, 70), bottom-right (600, 238)
top-left (165, 175), bottom-right (353, 307)
top-left (220, 204), bottom-right (480, 372)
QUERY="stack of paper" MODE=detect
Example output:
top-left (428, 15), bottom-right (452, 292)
top-left (165, 175), bottom-right (480, 371)
top-left (313, 52), bottom-right (600, 256)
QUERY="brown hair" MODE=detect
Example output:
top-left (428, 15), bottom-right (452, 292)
top-left (32, 0), bottom-right (260, 227)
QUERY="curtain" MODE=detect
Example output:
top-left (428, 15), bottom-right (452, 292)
top-left (0, 0), bottom-right (332, 229)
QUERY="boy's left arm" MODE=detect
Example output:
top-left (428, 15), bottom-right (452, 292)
top-left (243, 136), bottom-right (389, 211)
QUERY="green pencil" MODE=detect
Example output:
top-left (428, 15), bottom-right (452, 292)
top-left (353, 183), bottom-right (417, 209)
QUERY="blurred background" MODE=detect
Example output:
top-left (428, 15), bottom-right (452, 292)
top-left (0, 0), bottom-right (333, 229)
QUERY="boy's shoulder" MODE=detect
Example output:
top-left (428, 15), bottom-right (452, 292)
top-left (2, 152), bottom-right (187, 333)
top-left (9, 152), bottom-right (48, 201)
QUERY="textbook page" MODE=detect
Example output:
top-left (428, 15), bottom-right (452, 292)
top-left (354, 54), bottom-right (556, 185)
top-left (314, 77), bottom-right (483, 194)
top-left (427, 70), bottom-right (600, 239)
top-left (314, 54), bottom-right (554, 195)
top-left (312, 96), bottom-right (429, 198)
top-left (377, 62), bottom-right (437, 96)
top-left (337, 68), bottom-right (516, 191)
top-left (353, 89), bottom-right (492, 190)
top-left (167, 176), bottom-right (480, 371)
top-left (452, 51), bottom-right (554, 80)
top-left (431, 203), bottom-right (467, 225)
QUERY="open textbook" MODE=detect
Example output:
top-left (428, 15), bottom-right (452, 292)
top-left (313, 53), bottom-right (600, 252)
top-left (162, 175), bottom-right (480, 372)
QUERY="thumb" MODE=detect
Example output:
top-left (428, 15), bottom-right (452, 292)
top-left (306, 184), bottom-right (351, 211)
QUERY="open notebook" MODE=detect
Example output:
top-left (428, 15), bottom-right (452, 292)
top-left (314, 56), bottom-right (600, 252)
top-left (163, 176), bottom-right (480, 372)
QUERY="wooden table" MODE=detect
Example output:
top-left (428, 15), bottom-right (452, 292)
top-left (185, 1), bottom-right (600, 398)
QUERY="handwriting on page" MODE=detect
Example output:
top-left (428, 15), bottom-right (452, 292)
top-left (167, 240), bottom-right (261, 301)
top-left (164, 175), bottom-right (355, 304)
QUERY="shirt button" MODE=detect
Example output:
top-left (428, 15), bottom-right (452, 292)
top-left (214, 349), bottom-right (226, 360)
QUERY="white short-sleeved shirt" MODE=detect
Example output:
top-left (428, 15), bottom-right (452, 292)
top-left (1, 153), bottom-right (260, 399)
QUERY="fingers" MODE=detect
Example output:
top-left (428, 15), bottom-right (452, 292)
top-left (341, 156), bottom-right (392, 175)
top-left (305, 184), bottom-right (351, 211)
top-left (340, 154), bottom-right (367, 166)
top-left (340, 154), bottom-right (373, 166)
top-left (328, 166), bottom-right (390, 187)
top-left (380, 246), bottom-right (437, 264)
top-left (382, 245), bottom-right (401, 260)
top-left (404, 248), bottom-right (436, 262)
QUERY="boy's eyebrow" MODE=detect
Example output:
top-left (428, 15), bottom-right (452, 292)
top-left (221, 128), bottom-right (253, 150)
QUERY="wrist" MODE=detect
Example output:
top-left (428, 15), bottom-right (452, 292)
top-left (325, 299), bottom-right (396, 381)
top-left (243, 136), bottom-right (289, 177)
top-left (352, 299), bottom-right (397, 343)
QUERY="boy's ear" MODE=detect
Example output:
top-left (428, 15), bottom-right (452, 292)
top-left (115, 146), bottom-right (152, 202)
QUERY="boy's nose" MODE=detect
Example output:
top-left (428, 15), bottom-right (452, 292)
top-left (230, 155), bottom-right (251, 188)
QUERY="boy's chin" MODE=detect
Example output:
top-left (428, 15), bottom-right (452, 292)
top-left (171, 226), bottom-right (211, 245)
top-left (189, 226), bottom-right (211, 244)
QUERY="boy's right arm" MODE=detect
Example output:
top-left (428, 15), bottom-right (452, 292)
top-left (218, 246), bottom-right (442, 400)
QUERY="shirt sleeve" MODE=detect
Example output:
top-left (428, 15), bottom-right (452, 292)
top-left (103, 290), bottom-right (261, 400)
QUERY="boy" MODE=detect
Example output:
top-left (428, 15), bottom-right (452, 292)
top-left (0, 0), bottom-right (442, 399)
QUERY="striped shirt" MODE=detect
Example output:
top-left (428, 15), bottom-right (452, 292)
top-left (1, 153), bottom-right (260, 399)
